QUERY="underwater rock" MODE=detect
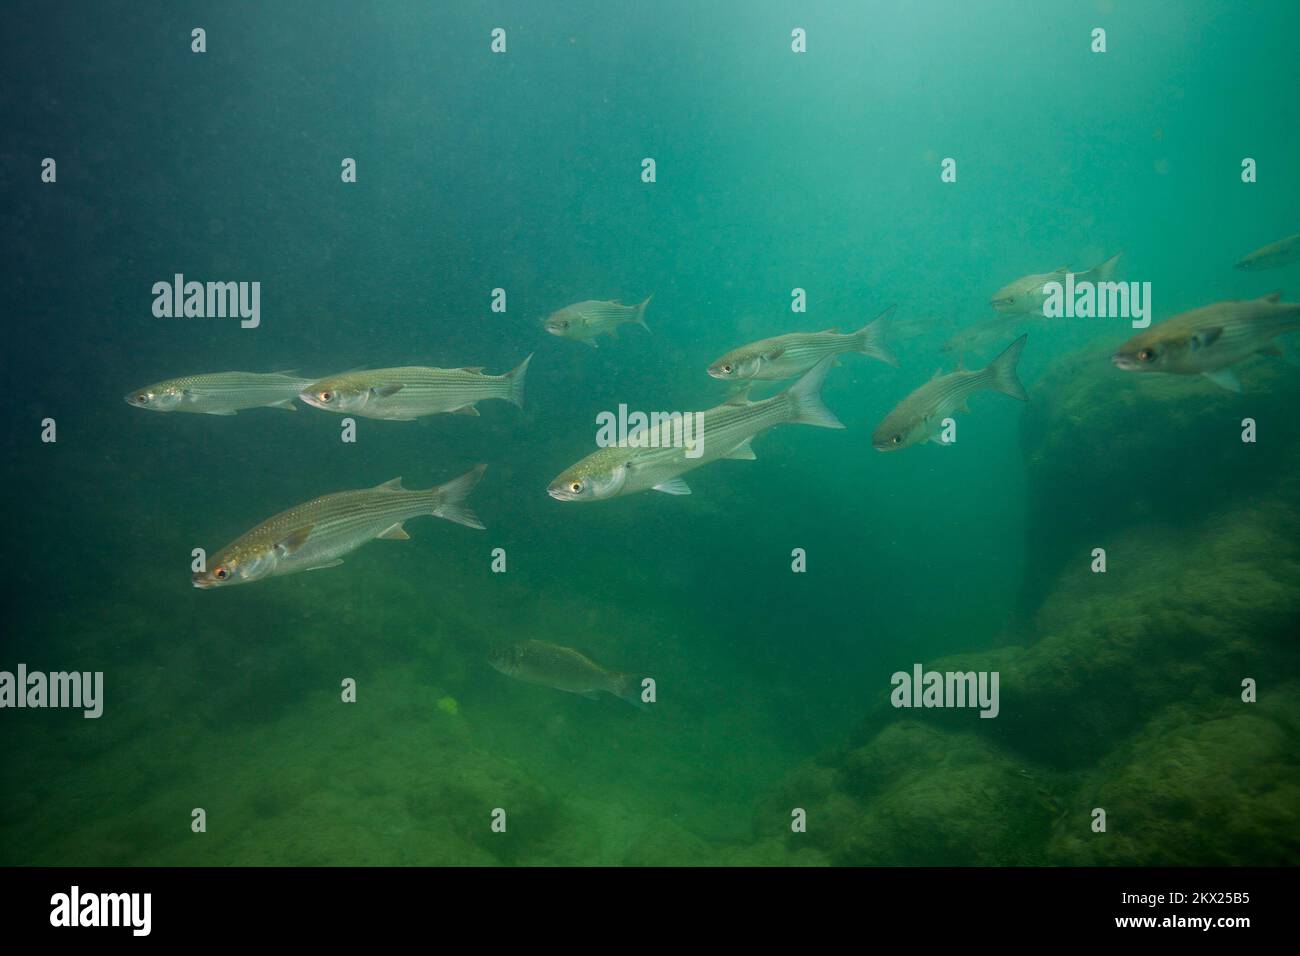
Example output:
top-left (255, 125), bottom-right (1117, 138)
top-left (1050, 692), bottom-right (1300, 865)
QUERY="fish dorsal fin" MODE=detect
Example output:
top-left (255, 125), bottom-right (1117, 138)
top-left (274, 526), bottom-right (314, 557)
top-left (1053, 265), bottom-right (1070, 274)
top-left (458, 366), bottom-right (485, 374)
top-left (1261, 290), bottom-right (1282, 303)
top-left (375, 477), bottom-right (404, 491)
top-left (271, 368), bottom-right (300, 375)
top-left (818, 327), bottom-right (841, 334)
top-left (955, 356), bottom-right (966, 372)
top-left (930, 367), bottom-right (943, 380)
top-left (725, 386), bottom-right (753, 406)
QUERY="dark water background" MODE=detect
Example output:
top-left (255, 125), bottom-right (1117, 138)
top-left (2, 0), bottom-right (1297, 865)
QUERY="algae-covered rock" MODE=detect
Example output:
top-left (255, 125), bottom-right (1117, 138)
top-left (1051, 692), bottom-right (1300, 865)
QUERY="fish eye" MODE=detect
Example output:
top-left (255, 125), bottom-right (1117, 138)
top-left (319, 391), bottom-right (334, 402)
top-left (891, 435), bottom-right (902, 445)
top-left (570, 481), bottom-right (582, 493)
top-left (135, 394), bottom-right (150, 404)
top-left (1137, 349), bottom-right (1156, 362)
top-left (214, 566), bottom-right (230, 580)
top-left (722, 364), bottom-right (733, 374)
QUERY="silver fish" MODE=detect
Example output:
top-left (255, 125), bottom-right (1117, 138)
top-left (708, 306), bottom-right (897, 381)
top-left (299, 357), bottom-right (531, 420)
top-left (548, 357), bottom-right (843, 501)
top-left (941, 316), bottom-right (1026, 357)
top-left (1111, 292), bottom-right (1300, 391)
top-left (1234, 234), bottom-right (1300, 272)
top-left (990, 253), bottom-right (1121, 316)
top-left (124, 371), bottom-right (313, 415)
top-left (488, 640), bottom-right (644, 707)
top-left (544, 296), bottom-right (652, 347)
top-left (192, 466), bottom-right (486, 588)
top-left (873, 335), bottom-right (1028, 451)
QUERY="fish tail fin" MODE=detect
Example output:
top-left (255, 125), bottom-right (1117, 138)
top-left (634, 294), bottom-right (653, 331)
top-left (431, 464), bottom-right (487, 530)
top-left (854, 304), bottom-right (899, 367)
top-left (504, 353), bottom-right (532, 408)
top-left (785, 356), bottom-right (845, 429)
top-left (611, 672), bottom-right (650, 710)
top-left (1090, 251), bottom-right (1123, 283)
top-left (985, 334), bottom-right (1029, 401)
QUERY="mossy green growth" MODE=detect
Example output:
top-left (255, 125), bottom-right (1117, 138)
top-left (436, 696), bottom-right (460, 717)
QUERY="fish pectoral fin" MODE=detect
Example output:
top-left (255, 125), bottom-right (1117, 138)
top-left (652, 478), bottom-right (692, 495)
top-left (370, 384), bottom-right (404, 399)
top-left (304, 559), bottom-right (344, 571)
top-left (274, 525), bottom-right (315, 557)
top-left (1202, 367), bottom-right (1243, 392)
top-left (269, 399), bottom-right (298, 410)
top-left (584, 338), bottom-right (599, 349)
top-left (724, 439), bottom-right (757, 460)
top-left (205, 410), bottom-right (238, 416)
top-left (1259, 344), bottom-right (1284, 357)
top-left (450, 405), bottom-right (480, 416)
top-left (376, 522), bottom-right (410, 540)
top-left (1191, 327), bottom-right (1223, 350)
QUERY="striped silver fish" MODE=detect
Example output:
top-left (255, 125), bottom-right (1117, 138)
top-left (124, 371), bottom-right (313, 415)
top-left (990, 253), bottom-right (1121, 316)
top-left (873, 335), bottom-right (1027, 451)
top-left (547, 356), bottom-right (843, 501)
top-left (1111, 292), bottom-right (1300, 391)
top-left (488, 640), bottom-right (645, 707)
top-left (299, 356), bottom-right (531, 420)
top-left (708, 306), bottom-right (897, 381)
top-left (192, 465), bottom-right (486, 588)
top-left (1234, 234), bottom-right (1300, 272)
top-left (544, 296), bottom-right (651, 347)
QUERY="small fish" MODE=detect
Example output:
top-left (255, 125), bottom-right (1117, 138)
top-left (1111, 292), bottom-right (1300, 391)
top-left (990, 253), bottom-right (1122, 316)
top-left (124, 371), bottom-right (313, 415)
top-left (488, 640), bottom-right (644, 707)
top-left (707, 306), bottom-right (898, 381)
top-left (192, 466), bottom-right (486, 588)
top-left (299, 356), bottom-right (531, 420)
top-left (548, 356), bottom-right (843, 502)
top-left (1234, 233), bottom-right (1300, 272)
top-left (941, 316), bottom-right (1026, 357)
top-left (544, 296), bottom-right (652, 347)
top-left (873, 335), bottom-right (1028, 451)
